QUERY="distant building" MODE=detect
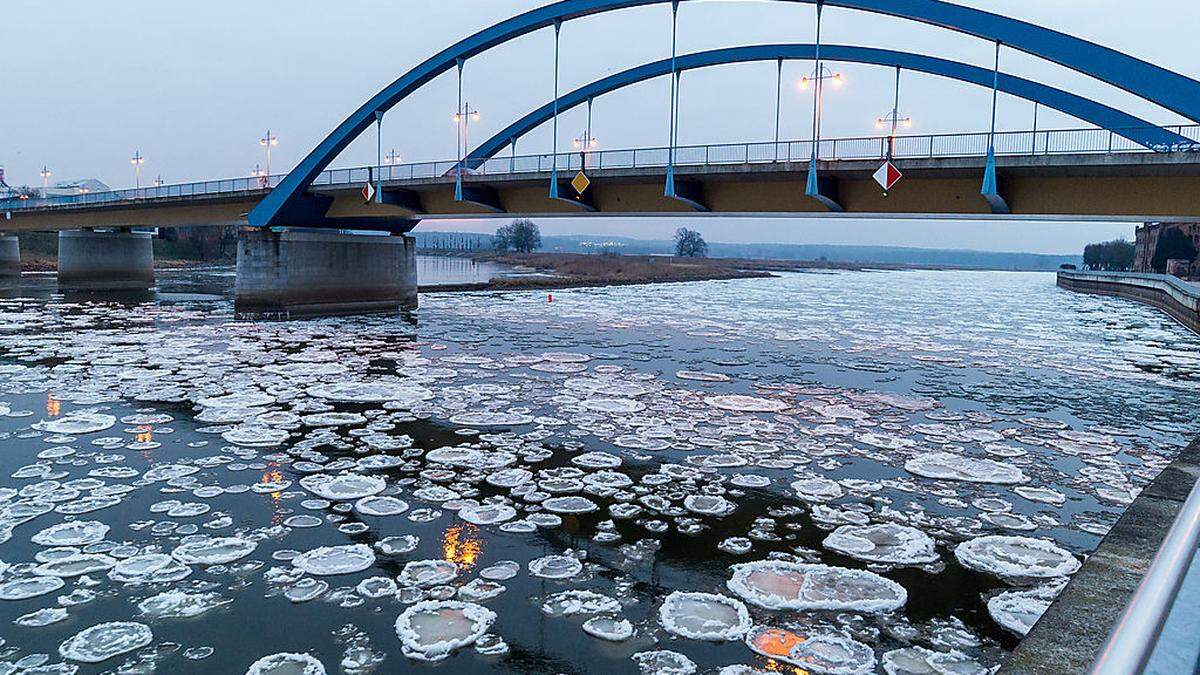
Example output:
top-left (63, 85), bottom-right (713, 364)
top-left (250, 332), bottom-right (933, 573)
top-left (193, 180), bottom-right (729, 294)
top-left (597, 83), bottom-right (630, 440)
top-left (1134, 223), bottom-right (1200, 278)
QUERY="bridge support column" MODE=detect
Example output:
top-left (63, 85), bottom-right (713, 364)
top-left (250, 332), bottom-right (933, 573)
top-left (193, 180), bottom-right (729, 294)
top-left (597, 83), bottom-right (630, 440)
top-left (57, 229), bottom-right (155, 290)
top-left (0, 235), bottom-right (21, 280)
top-left (234, 228), bottom-right (417, 318)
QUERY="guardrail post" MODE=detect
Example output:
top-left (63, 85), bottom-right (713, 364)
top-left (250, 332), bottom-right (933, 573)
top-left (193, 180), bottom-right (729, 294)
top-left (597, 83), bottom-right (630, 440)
top-left (1107, 131), bottom-right (1114, 153)
top-left (745, 144), bottom-right (749, 164)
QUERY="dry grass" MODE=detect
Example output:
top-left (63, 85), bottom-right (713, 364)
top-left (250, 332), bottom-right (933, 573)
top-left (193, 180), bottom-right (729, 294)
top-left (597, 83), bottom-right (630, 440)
top-left (475, 252), bottom-right (773, 290)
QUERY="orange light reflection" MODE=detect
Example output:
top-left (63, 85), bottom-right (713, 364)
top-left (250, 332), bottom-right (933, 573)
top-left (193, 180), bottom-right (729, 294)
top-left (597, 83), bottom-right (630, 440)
top-left (442, 523), bottom-right (483, 571)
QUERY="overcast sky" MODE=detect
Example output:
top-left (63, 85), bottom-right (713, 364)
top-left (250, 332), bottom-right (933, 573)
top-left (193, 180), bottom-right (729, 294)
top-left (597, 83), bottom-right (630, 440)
top-left (5, 0), bottom-right (1196, 252)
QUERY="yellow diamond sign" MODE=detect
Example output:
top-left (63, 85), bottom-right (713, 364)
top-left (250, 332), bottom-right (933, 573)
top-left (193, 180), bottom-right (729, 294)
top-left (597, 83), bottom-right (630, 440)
top-left (571, 171), bottom-right (591, 195)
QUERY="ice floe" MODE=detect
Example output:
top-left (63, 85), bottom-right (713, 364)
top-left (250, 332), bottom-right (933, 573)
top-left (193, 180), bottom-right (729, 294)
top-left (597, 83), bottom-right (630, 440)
top-left (528, 554), bottom-right (583, 579)
top-left (658, 591), bottom-right (751, 641)
top-left (727, 561), bottom-right (907, 612)
top-left (394, 600), bottom-right (496, 662)
top-left (173, 537), bottom-right (257, 565)
top-left (31, 520), bottom-right (110, 547)
top-left (822, 523), bottom-right (940, 566)
top-left (244, 652), bottom-right (327, 675)
top-left (299, 474), bottom-right (387, 501)
top-left (293, 544), bottom-right (376, 576)
top-left (955, 536), bottom-right (1080, 582)
top-left (58, 621), bottom-right (153, 663)
top-left (583, 616), bottom-right (634, 641)
top-left (905, 452), bottom-right (1027, 485)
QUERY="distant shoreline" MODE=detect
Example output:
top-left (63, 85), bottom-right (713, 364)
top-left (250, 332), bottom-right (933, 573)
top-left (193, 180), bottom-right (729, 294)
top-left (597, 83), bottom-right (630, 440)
top-left (416, 251), bottom-right (995, 293)
top-left (420, 249), bottom-right (1068, 293)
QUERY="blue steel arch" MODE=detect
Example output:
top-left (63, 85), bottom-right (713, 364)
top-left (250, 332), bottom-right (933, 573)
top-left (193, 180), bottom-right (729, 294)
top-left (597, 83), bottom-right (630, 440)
top-left (250, 0), bottom-right (1200, 228)
top-left (466, 44), bottom-right (1185, 165)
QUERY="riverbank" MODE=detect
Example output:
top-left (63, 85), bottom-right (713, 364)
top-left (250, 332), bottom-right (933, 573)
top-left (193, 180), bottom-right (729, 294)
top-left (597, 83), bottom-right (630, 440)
top-left (1057, 270), bottom-right (1200, 335)
top-left (421, 252), bottom-right (777, 292)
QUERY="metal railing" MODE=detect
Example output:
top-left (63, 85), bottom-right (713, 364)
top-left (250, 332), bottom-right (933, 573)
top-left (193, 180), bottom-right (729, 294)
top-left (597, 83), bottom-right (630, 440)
top-left (1091, 477), bottom-right (1200, 674)
top-left (4, 124), bottom-right (1199, 213)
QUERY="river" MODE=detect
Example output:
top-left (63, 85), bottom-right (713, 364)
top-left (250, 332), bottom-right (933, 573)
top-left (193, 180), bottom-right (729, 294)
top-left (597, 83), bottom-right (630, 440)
top-left (0, 267), bottom-right (1195, 674)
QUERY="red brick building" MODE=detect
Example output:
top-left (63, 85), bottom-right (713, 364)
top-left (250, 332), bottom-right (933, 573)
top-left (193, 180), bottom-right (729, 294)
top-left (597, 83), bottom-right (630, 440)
top-left (1134, 223), bottom-right (1200, 278)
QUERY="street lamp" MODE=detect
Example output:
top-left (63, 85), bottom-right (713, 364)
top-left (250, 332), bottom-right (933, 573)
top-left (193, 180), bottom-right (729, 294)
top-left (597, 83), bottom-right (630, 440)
top-left (130, 151), bottom-right (145, 195)
top-left (799, 65), bottom-right (843, 162)
top-left (384, 149), bottom-right (403, 165)
top-left (259, 130), bottom-right (279, 183)
top-left (798, 66), bottom-right (842, 91)
top-left (875, 67), bottom-right (911, 160)
top-left (875, 112), bottom-right (912, 130)
top-left (153, 175), bottom-right (165, 187)
top-left (251, 164), bottom-right (267, 188)
top-left (573, 131), bottom-right (598, 170)
top-left (453, 103), bottom-right (480, 170)
top-left (40, 166), bottom-right (52, 198)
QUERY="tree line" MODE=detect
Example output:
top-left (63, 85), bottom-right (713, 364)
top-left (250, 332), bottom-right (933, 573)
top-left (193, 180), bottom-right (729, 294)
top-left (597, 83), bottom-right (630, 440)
top-left (491, 220), bottom-right (711, 259)
top-left (1082, 239), bottom-right (1135, 271)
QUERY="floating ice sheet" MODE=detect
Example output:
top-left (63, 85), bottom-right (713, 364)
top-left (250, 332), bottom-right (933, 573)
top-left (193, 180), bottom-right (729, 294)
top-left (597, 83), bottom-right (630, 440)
top-left (727, 561), bottom-right (907, 613)
top-left (658, 591), bottom-right (751, 641)
top-left (955, 536), bottom-right (1080, 582)
top-left (394, 600), bottom-right (496, 662)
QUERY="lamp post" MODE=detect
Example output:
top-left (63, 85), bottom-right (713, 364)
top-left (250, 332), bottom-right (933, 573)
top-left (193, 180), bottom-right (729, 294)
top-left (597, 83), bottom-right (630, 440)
top-left (384, 149), bottom-right (403, 165)
top-left (454, 103), bottom-right (480, 190)
top-left (875, 67), bottom-right (911, 160)
top-left (130, 151), bottom-right (144, 196)
top-left (259, 130), bottom-right (278, 185)
top-left (40, 166), bottom-right (52, 198)
top-left (454, 103), bottom-right (480, 166)
top-left (573, 131), bottom-right (598, 170)
top-left (799, 64), bottom-right (843, 160)
top-left (251, 163), bottom-right (267, 189)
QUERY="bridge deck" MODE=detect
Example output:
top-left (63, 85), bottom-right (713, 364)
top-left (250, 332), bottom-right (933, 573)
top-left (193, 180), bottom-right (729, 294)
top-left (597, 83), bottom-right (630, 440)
top-left (5, 146), bottom-right (1200, 231)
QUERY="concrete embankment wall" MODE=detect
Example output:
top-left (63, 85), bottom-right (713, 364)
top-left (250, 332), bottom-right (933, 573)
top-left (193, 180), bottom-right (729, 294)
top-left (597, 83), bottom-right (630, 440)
top-left (1057, 270), bottom-right (1200, 334)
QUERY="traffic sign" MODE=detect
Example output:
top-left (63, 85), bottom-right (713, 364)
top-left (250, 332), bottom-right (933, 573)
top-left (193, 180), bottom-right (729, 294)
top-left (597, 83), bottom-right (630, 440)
top-left (873, 161), bottom-right (903, 192)
top-left (362, 181), bottom-right (376, 203)
top-left (571, 171), bottom-right (591, 195)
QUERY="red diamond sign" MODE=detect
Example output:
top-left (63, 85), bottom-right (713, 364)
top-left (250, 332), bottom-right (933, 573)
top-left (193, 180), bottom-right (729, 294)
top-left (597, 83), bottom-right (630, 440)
top-left (362, 181), bottom-right (376, 203)
top-left (873, 161), bottom-right (903, 192)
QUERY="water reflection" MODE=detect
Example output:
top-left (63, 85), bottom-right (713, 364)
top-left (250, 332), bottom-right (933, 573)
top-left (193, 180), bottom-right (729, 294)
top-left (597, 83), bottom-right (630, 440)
top-left (443, 523), bottom-right (483, 571)
top-left (417, 255), bottom-right (513, 287)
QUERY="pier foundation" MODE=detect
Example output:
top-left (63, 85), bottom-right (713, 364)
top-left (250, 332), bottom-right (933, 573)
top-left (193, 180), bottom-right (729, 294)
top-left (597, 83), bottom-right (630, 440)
top-left (58, 229), bottom-right (155, 289)
top-left (234, 228), bottom-right (417, 318)
top-left (0, 235), bottom-right (20, 280)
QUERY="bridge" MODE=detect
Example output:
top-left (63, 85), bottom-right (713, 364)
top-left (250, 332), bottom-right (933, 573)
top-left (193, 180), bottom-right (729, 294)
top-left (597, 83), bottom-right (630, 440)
top-left (3, 0), bottom-right (1200, 320)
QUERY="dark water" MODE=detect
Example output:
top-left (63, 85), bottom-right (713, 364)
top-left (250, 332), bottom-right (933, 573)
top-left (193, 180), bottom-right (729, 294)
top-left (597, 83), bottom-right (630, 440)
top-left (0, 267), bottom-right (1196, 674)
top-left (416, 255), bottom-right (517, 287)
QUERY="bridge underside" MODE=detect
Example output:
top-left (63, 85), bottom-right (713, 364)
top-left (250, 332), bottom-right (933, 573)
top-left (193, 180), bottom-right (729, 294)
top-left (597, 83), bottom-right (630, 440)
top-left (6, 152), bottom-right (1200, 231)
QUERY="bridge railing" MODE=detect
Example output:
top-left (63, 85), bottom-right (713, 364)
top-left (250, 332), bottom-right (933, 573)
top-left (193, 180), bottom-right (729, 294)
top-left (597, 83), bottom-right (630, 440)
top-left (4, 124), bottom-right (1199, 212)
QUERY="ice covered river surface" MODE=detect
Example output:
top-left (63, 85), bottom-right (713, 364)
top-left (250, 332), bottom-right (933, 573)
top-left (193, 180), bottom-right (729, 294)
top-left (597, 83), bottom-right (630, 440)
top-left (0, 267), bottom-right (1197, 674)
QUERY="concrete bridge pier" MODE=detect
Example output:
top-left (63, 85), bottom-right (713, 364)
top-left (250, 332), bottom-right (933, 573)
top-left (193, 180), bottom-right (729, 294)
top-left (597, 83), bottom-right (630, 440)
top-left (234, 228), bottom-right (418, 318)
top-left (0, 234), bottom-right (21, 280)
top-left (57, 228), bottom-right (155, 290)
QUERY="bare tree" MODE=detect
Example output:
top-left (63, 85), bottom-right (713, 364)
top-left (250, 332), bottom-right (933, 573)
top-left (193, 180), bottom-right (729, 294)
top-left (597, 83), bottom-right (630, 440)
top-left (674, 228), bottom-right (708, 258)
